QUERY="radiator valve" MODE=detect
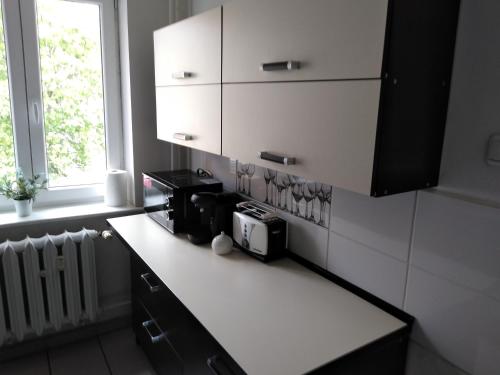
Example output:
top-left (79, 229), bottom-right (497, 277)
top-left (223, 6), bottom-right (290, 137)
top-left (101, 230), bottom-right (114, 240)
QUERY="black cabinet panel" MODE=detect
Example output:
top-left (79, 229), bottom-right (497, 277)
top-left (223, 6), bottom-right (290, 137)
top-left (131, 251), bottom-right (245, 375)
top-left (128, 246), bottom-right (408, 375)
top-left (132, 300), bottom-right (183, 375)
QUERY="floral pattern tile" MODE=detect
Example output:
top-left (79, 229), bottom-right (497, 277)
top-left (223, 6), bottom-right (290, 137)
top-left (236, 161), bottom-right (332, 228)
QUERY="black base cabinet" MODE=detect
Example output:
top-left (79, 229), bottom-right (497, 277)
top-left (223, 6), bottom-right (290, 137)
top-left (131, 251), bottom-right (245, 375)
top-left (132, 300), bottom-right (183, 375)
top-left (129, 249), bottom-right (410, 375)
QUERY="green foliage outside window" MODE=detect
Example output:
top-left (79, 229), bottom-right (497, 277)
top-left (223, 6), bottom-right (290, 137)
top-left (0, 4), bottom-right (15, 178)
top-left (0, 0), bottom-right (105, 185)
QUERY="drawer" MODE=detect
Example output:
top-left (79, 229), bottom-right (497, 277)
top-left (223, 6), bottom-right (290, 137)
top-left (222, 81), bottom-right (381, 195)
top-left (133, 300), bottom-right (183, 375)
top-left (132, 259), bottom-right (168, 321)
top-left (223, 0), bottom-right (388, 83)
top-left (163, 298), bottom-right (245, 375)
top-left (154, 7), bottom-right (221, 86)
top-left (156, 85), bottom-right (221, 155)
top-left (130, 252), bottom-right (244, 374)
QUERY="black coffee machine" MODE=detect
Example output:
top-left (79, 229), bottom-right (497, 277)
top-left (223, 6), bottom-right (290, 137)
top-left (188, 192), bottom-right (240, 245)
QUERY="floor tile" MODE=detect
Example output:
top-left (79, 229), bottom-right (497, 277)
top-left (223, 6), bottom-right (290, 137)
top-left (0, 352), bottom-right (50, 375)
top-left (100, 328), bottom-right (157, 375)
top-left (49, 338), bottom-right (110, 375)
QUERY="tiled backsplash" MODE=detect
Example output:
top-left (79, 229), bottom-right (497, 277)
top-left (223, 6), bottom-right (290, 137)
top-left (235, 161), bottom-right (332, 228)
top-left (191, 149), bottom-right (500, 375)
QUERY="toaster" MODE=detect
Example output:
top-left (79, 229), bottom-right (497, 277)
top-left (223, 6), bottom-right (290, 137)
top-left (232, 201), bottom-right (287, 262)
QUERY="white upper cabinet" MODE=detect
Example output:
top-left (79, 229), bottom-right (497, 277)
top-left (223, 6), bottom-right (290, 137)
top-left (222, 81), bottom-right (381, 195)
top-left (153, 0), bottom-right (460, 196)
top-left (222, 0), bottom-right (388, 83)
top-left (157, 85), bottom-right (221, 155)
top-left (154, 7), bottom-right (221, 86)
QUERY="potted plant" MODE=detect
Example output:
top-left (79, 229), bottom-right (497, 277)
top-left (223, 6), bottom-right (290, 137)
top-left (0, 169), bottom-right (47, 217)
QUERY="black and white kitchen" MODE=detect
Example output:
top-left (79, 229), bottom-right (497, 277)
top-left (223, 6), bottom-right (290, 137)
top-left (0, 0), bottom-right (499, 374)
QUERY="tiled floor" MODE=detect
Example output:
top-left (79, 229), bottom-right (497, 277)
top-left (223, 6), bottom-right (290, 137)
top-left (0, 328), bottom-right (157, 375)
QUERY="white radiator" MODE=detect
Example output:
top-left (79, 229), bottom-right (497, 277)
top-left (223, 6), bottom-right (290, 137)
top-left (0, 229), bottom-right (100, 346)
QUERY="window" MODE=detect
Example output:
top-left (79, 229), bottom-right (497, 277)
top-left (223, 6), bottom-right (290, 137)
top-left (0, 0), bottom-right (121, 207)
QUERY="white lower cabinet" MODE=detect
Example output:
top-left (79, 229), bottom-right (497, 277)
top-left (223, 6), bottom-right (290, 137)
top-left (222, 81), bottom-right (381, 195)
top-left (156, 85), bottom-right (221, 155)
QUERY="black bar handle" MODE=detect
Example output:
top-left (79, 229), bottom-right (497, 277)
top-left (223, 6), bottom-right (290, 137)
top-left (260, 61), bottom-right (300, 72)
top-left (172, 71), bottom-right (193, 79)
top-left (142, 320), bottom-right (165, 344)
top-left (258, 151), bottom-right (296, 166)
top-left (140, 273), bottom-right (162, 293)
top-left (207, 355), bottom-right (235, 375)
top-left (173, 132), bottom-right (193, 141)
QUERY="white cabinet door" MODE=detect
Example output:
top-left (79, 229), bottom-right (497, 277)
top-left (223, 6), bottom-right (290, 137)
top-left (156, 85), bottom-right (221, 155)
top-left (154, 7), bottom-right (221, 86)
top-left (223, 0), bottom-right (388, 83)
top-left (222, 81), bottom-right (381, 195)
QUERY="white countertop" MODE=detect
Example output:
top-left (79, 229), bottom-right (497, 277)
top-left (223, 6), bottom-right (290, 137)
top-left (108, 214), bottom-right (406, 375)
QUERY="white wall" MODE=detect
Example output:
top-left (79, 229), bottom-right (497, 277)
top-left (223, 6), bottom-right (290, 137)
top-left (192, 0), bottom-right (230, 14)
top-left (191, 0), bottom-right (500, 374)
top-left (119, 0), bottom-right (172, 206)
top-left (439, 0), bottom-right (500, 204)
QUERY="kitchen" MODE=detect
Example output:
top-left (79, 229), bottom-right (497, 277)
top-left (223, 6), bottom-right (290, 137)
top-left (0, 0), bottom-right (499, 374)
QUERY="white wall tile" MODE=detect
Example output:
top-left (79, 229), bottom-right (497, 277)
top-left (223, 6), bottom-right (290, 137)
top-left (406, 341), bottom-right (468, 375)
top-left (236, 164), bottom-right (332, 229)
top-left (236, 163), bottom-right (269, 203)
top-left (278, 209), bottom-right (328, 268)
top-left (327, 234), bottom-right (407, 307)
top-left (190, 149), bottom-right (207, 171)
top-left (412, 191), bottom-right (500, 301)
top-left (331, 188), bottom-right (416, 261)
top-left (405, 266), bottom-right (500, 375)
top-left (205, 153), bottom-right (236, 192)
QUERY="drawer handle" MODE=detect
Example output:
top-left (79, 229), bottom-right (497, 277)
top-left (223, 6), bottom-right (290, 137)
top-left (260, 61), bottom-right (300, 72)
top-left (142, 319), bottom-right (165, 344)
top-left (173, 132), bottom-right (193, 141)
top-left (258, 151), bottom-right (296, 166)
top-left (207, 355), bottom-right (234, 375)
top-left (172, 71), bottom-right (193, 79)
top-left (140, 273), bottom-right (162, 293)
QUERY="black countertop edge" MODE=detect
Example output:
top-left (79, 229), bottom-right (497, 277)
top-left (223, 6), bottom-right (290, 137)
top-left (287, 251), bottom-right (415, 328)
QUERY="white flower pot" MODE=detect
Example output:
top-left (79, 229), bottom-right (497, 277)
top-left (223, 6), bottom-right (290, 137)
top-left (14, 199), bottom-right (33, 217)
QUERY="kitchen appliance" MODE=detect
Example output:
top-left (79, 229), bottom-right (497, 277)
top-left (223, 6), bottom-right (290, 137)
top-left (143, 170), bottom-right (222, 233)
top-left (232, 201), bottom-right (287, 262)
top-left (189, 192), bottom-right (240, 244)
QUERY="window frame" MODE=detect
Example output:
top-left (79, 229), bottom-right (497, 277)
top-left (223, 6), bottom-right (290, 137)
top-left (0, 0), bottom-right (122, 210)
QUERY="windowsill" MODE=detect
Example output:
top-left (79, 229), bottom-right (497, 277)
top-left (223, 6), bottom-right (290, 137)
top-left (0, 201), bottom-right (142, 230)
